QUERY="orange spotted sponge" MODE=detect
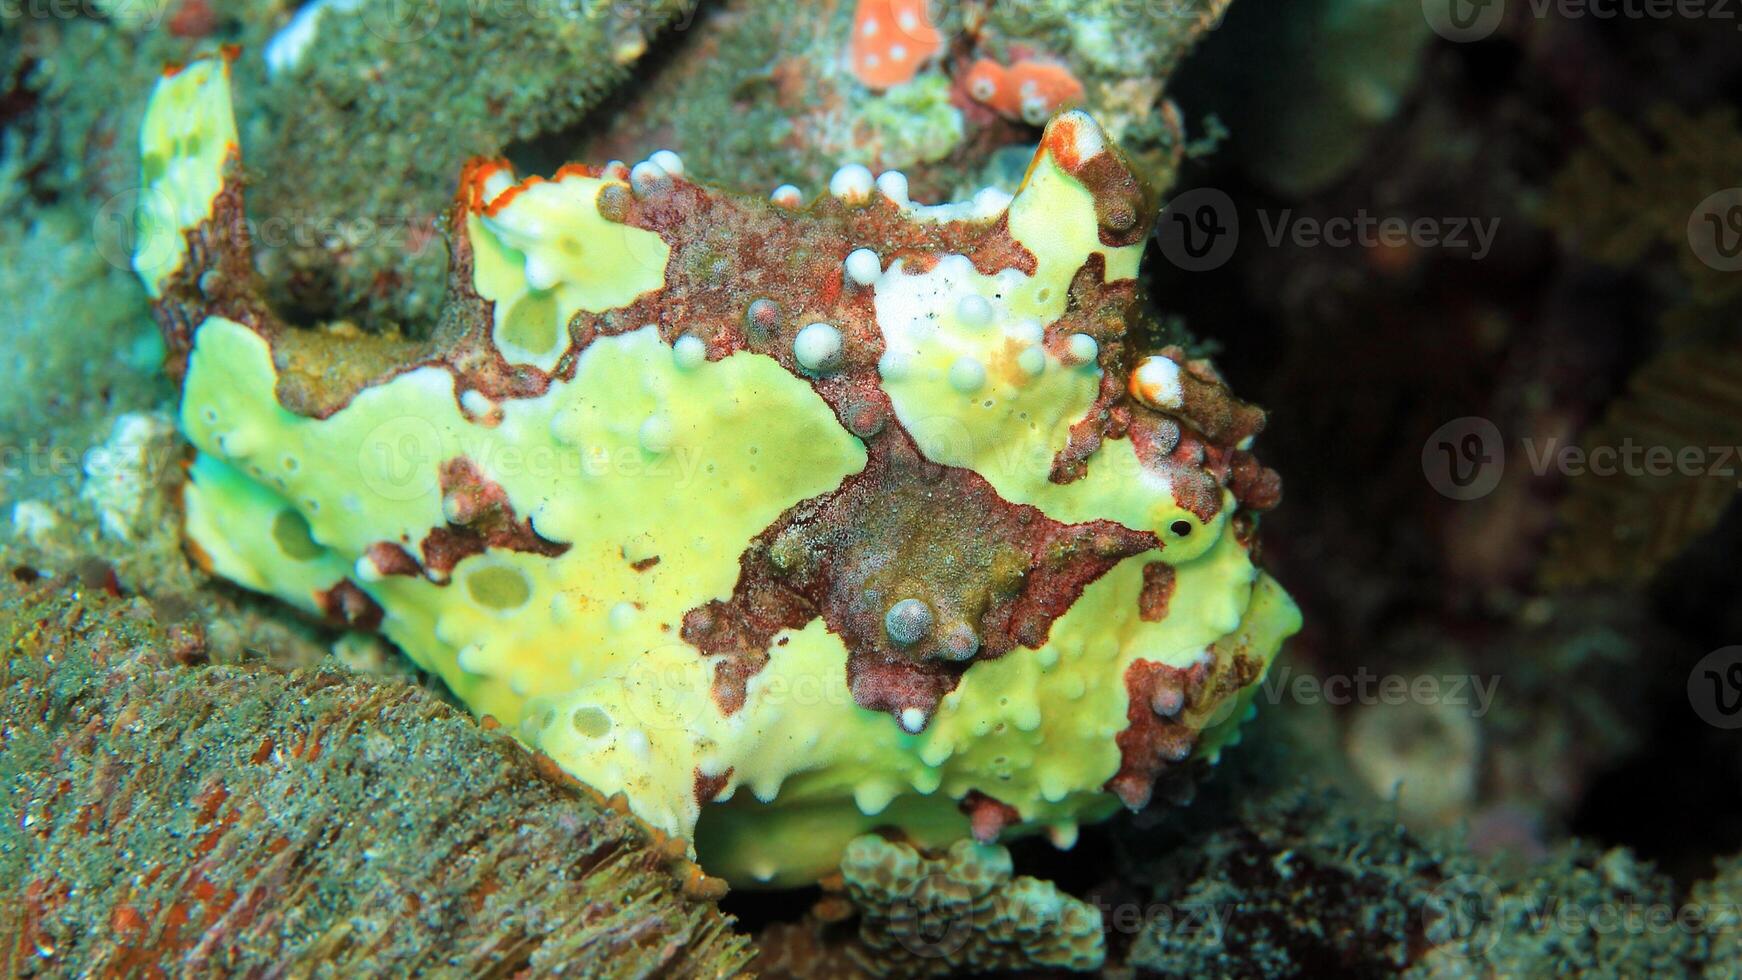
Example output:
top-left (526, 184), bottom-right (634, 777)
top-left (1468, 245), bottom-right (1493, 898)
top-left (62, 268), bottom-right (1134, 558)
top-left (849, 0), bottom-right (943, 90)
top-left (964, 57), bottom-right (1087, 126)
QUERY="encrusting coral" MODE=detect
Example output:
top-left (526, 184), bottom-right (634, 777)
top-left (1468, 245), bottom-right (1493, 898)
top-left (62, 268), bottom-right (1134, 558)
top-left (838, 834), bottom-right (1105, 977)
top-left (133, 53), bottom-right (1298, 887)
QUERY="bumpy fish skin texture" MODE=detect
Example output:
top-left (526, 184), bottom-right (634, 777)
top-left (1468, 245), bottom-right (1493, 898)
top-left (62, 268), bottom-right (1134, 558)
top-left (140, 57), bottom-right (1299, 887)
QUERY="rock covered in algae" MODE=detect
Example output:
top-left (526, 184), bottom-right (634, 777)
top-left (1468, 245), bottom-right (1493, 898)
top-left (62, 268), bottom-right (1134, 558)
top-left (245, 0), bottom-right (702, 328)
top-left (0, 572), bottom-right (751, 976)
top-left (135, 54), bottom-right (1299, 888)
top-left (1124, 782), bottom-right (1706, 977)
top-left (571, 0), bottom-right (1232, 202)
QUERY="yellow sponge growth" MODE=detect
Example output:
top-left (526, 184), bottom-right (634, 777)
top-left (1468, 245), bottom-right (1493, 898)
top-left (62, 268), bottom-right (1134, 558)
top-left (134, 57), bottom-right (239, 297)
top-left (180, 320), bottom-right (866, 731)
top-left (692, 527), bottom-right (1296, 885)
top-left (467, 163), bottom-right (672, 370)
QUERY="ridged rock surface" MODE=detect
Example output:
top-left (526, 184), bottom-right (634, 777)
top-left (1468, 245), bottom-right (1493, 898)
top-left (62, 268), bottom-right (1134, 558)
top-left (0, 573), bottom-right (751, 977)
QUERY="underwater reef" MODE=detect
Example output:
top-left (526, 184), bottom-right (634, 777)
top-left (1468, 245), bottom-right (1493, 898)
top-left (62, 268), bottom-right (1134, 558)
top-left (5, 0), bottom-right (1742, 976)
top-left (136, 52), bottom-right (1297, 889)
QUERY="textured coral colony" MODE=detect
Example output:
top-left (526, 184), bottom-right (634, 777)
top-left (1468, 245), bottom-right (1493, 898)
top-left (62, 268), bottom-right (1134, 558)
top-left (137, 54), bottom-right (1298, 887)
